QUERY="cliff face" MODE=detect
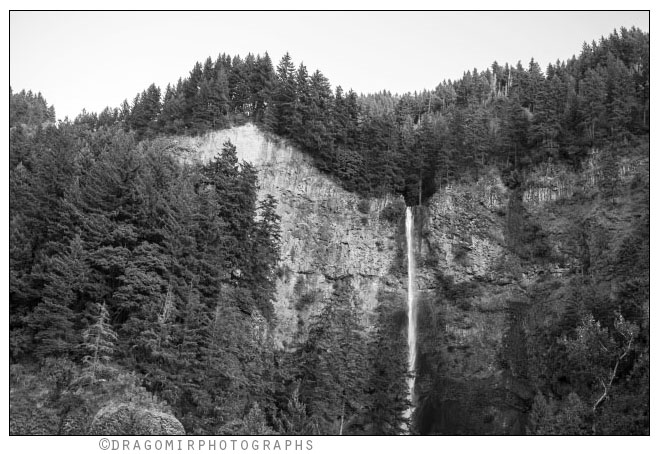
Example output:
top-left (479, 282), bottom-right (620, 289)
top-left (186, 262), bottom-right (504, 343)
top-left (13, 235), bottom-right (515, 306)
top-left (182, 125), bottom-right (405, 348)
top-left (412, 172), bottom-right (530, 434)
top-left (410, 143), bottom-right (648, 434)
top-left (183, 126), bottom-right (648, 434)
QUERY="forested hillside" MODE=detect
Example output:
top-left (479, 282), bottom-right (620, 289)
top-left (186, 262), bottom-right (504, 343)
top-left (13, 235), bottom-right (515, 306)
top-left (71, 26), bottom-right (648, 203)
top-left (9, 109), bottom-right (284, 433)
top-left (9, 90), bottom-right (407, 435)
top-left (9, 26), bottom-right (649, 435)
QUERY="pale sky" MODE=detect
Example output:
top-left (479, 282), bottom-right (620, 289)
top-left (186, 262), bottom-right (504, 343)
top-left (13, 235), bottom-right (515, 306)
top-left (10, 11), bottom-right (649, 121)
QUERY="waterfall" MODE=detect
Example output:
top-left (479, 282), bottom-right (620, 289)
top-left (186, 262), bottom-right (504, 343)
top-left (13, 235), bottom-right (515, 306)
top-left (404, 206), bottom-right (416, 425)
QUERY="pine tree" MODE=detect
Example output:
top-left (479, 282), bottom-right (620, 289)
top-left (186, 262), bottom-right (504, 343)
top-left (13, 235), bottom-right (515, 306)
top-left (270, 53), bottom-right (297, 136)
top-left (250, 53), bottom-right (274, 122)
top-left (209, 67), bottom-right (230, 128)
top-left (298, 281), bottom-right (368, 434)
top-left (605, 52), bottom-right (635, 138)
top-left (578, 67), bottom-right (607, 144)
top-left (81, 302), bottom-right (118, 380)
top-left (27, 235), bottom-right (89, 359)
top-left (183, 61), bottom-right (204, 129)
top-left (229, 55), bottom-right (251, 114)
top-left (291, 63), bottom-right (310, 135)
top-left (525, 58), bottom-right (545, 113)
top-left (159, 82), bottom-right (186, 134)
top-left (218, 402), bottom-right (277, 435)
top-left (250, 194), bottom-right (281, 319)
top-left (274, 384), bottom-right (315, 435)
top-left (306, 69), bottom-right (333, 151)
top-left (144, 83), bottom-right (162, 137)
top-left (365, 299), bottom-right (409, 434)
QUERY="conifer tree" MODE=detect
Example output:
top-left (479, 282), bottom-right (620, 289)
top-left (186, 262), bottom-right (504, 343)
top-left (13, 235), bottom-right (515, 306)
top-left (291, 63), bottom-right (310, 135)
top-left (270, 53), bottom-right (297, 135)
top-left (306, 69), bottom-right (333, 151)
top-left (365, 300), bottom-right (409, 434)
top-left (82, 302), bottom-right (118, 380)
top-left (250, 53), bottom-right (274, 122)
top-left (298, 281), bottom-right (368, 434)
top-left (27, 235), bottom-right (89, 359)
top-left (159, 81), bottom-right (186, 134)
top-left (579, 67), bottom-right (607, 144)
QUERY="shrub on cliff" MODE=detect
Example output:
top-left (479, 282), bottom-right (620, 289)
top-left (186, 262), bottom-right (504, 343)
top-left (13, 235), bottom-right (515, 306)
top-left (380, 199), bottom-right (406, 224)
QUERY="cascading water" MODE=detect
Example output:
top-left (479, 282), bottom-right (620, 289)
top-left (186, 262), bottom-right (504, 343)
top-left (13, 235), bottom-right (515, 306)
top-left (403, 206), bottom-right (416, 425)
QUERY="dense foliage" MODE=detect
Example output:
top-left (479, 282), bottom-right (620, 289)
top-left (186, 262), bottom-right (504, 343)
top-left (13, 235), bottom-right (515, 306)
top-left (10, 87), bottom-right (56, 128)
top-left (523, 165), bottom-right (650, 435)
top-left (73, 27), bottom-right (648, 204)
top-left (10, 25), bottom-right (649, 435)
top-left (9, 92), bottom-right (408, 434)
top-left (9, 109), bottom-right (286, 432)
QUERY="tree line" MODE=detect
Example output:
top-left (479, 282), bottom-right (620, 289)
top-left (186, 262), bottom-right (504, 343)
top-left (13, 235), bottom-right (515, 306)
top-left (68, 26), bottom-right (648, 204)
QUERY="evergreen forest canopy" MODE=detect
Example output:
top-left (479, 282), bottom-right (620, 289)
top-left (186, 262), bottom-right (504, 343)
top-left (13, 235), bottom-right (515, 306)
top-left (9, 26), bottom-right (649, 435)
top-left (50, 26), bottom-right (650, 204)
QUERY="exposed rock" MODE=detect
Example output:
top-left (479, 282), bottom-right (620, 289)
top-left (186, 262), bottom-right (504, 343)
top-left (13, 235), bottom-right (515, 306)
top-left (182, 126), bottom-right (541, 433)
top-left (411, 174), bottom-right (532, 434)
top-left (89, 403), bottom-right (185, 435)
top-left (182, 125), bottom-right (403, 347)
top-left (180, 124), bottom-right (648, 434)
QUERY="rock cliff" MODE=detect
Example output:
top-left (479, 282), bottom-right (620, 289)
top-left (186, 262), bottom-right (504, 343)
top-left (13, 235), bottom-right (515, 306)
top-left (409, 143), bottom-right (648, 434)
top-left (181, 125), bottom-right (405, 347)
top-left (181, 125), bottom-right (648, 434)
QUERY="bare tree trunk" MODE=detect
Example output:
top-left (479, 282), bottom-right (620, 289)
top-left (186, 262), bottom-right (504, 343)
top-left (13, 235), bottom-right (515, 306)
top-left (591, 335), bottom-right (634, 433)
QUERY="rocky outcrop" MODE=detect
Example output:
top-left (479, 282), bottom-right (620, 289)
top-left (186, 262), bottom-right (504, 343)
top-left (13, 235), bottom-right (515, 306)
top-left (89, 403), bottom-right (185, 435)
top-left (410, 142), bottom-right (648, 434)
top-left (180, 125), bottom-right (647, 434)
top-left (179, 126), bottom-right (554, 433)
top-left (181, 125), bottom-right (404, 347)
top-left (411, 172), bottom-right (531, 434)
